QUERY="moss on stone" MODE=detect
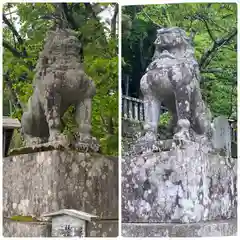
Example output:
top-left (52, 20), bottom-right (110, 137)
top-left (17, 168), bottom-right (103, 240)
top-left (10, 216), bottom-right (40, 222)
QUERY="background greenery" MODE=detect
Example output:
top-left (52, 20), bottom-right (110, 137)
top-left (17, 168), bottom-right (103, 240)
top-left (122, 3), bottom-right (237, 119)
top-left (3, 3), bottom-right (118, 155)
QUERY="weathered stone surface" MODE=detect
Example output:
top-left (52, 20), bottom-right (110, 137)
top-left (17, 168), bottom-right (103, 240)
top-left (3, 150), bottom-right (118, 219)
top-left (3, 218), bottom-right (51, 237)
top-left (140, 27), bottom-right (213, 143)
top-left (121, 26), bottom-right (237, 238)
top-left (122, 219), bottom-right (237, 237)
top-left (21, 25), bottom-right (99, 151)
top-left (212, 116), bottom-right (232, 157)
top-left (3, 217), bottom-right (119, 238)
top-left (122, 119), bottom-right (143, 138)
top-left (122, 141), bottom-right (237, 223)
top-left (87, 220), bottom-right (118, 237)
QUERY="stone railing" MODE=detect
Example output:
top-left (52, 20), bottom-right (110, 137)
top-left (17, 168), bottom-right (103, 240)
top-left (122, 96), bottom-right (145, 122)
top-left (122, 95), bottom-right (168, 122)
top-left (122, 95), bottom-right (237, 143)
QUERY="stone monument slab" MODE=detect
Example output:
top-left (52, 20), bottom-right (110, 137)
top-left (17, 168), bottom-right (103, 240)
top-left (212, 116), bottom-right (231, 157)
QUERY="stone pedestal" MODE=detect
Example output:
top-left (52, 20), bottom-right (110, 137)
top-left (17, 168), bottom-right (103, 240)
top-left (3, 217), bottom-right (118, 238)
top-left (3, 149), bottom-right (118, 237)
top-left (122, 220), bottom-right (237, 237)
top-left (122, 140), bottom-right (237, 236)
top-left (87, 219), bottom-right (118, 237)
top-left (3, 218), bottom-right (51, 237)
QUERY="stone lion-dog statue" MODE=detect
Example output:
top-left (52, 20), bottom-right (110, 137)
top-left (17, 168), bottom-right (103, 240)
top-left (140, 27), bottom-right (213, 143)
top-left (21, 26), bottom-right (98, 151)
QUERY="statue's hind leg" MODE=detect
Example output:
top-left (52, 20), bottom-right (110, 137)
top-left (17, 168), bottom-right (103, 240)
top-left (143, 95), bottom-right (161, 141)
top-left (140, 74), bottom-right (161, 141)
top-left (43, 92), bottom-right (62, 142)
top-left (191, 84), bottom-right (213, 140)
top-left (169, 64), bottom-right (192, 141)
top-left (21, 93), bottom-right (48, 146)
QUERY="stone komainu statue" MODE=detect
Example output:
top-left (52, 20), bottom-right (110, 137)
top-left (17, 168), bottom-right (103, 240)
top-left (140, 27), bottom-right (213, 142)
top-left (21, 27), bottom-right (96, 147)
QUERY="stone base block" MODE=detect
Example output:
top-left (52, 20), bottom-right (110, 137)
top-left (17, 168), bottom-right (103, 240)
top-left (122, 141), bottom-right (237, 223)
top-left (3, 150), bottom-right (118, 219)
top-left (3, 218), bottom-right (51, 237)
top-left (87, 219), bottom-right (118, 237)
top-left (122, 219), bottom-right (237, 237)
top-left (3, 218), bottom-right (119, 237)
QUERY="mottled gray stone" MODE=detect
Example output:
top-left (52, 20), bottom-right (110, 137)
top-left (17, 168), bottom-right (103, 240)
top-left (122, 219), bottom-right (237, 237)
top-left (122, 141), bottom-right (237, 223)
top-left (122, 119), bottom-right (143, 138)
top-left (140, 27), bottom-right (213, 143)
top-left (87, 220), bottom-right (118, 237)
top-left (3, 218), bottom-right (51, 237)
top-left (21, 26), bottom-right (99, 151)
top-left (121, 26), bottom-right (237, 238)
top-left (212, 116), bottom-right (231, 157)
top-left (3, 215), bottom-right (119, 238)
top-left (3, 150), bottom-right (118, 220)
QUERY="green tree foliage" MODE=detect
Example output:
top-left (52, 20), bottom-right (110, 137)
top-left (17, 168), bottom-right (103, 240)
top-left (122, 3), bottom-right (237, 118)
top-left (3, 3), bottom-right (119, 156)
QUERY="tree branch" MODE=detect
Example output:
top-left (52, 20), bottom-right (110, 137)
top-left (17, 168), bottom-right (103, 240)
top-left (3, 13), bottom-right (29, 59)
top-left (201, 68), bottom-right (223, 74)
top-left (199, 28), bottom-right (237, 69)
top-left (3, 13), bottom-right (24, 46)
top-left (111, 4), bottom-right (118, 38)
top-left (4, 72), bottom-right (24, 110)
top-left (142, 9), bottom-right (162, 28)
top-left (84, 3), bottom-right (108, 46)
top-left (84, 3), bottom-right (98, 20)
top-left (61, 3), bottom-right (79, 30)
top-left (3, 40), bottom-right (25, 58)
top-left (202, 17), bottom-right (215, 42)
top-left (3, 40), bottom-right (34, 71)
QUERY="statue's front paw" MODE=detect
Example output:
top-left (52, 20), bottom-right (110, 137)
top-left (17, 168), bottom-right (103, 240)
top-left (48, 133), bottom-right (68, 145)
top-left (138, 131), bottom-right (157, 143)
top-left (25, 136), bottom-right (43, 147)
top-left (173, 119), bottom-right (191, 145)
top-left (173, 131), bottom-right (190, 146)
top-left (74, 134), bottom-right (100, 152)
